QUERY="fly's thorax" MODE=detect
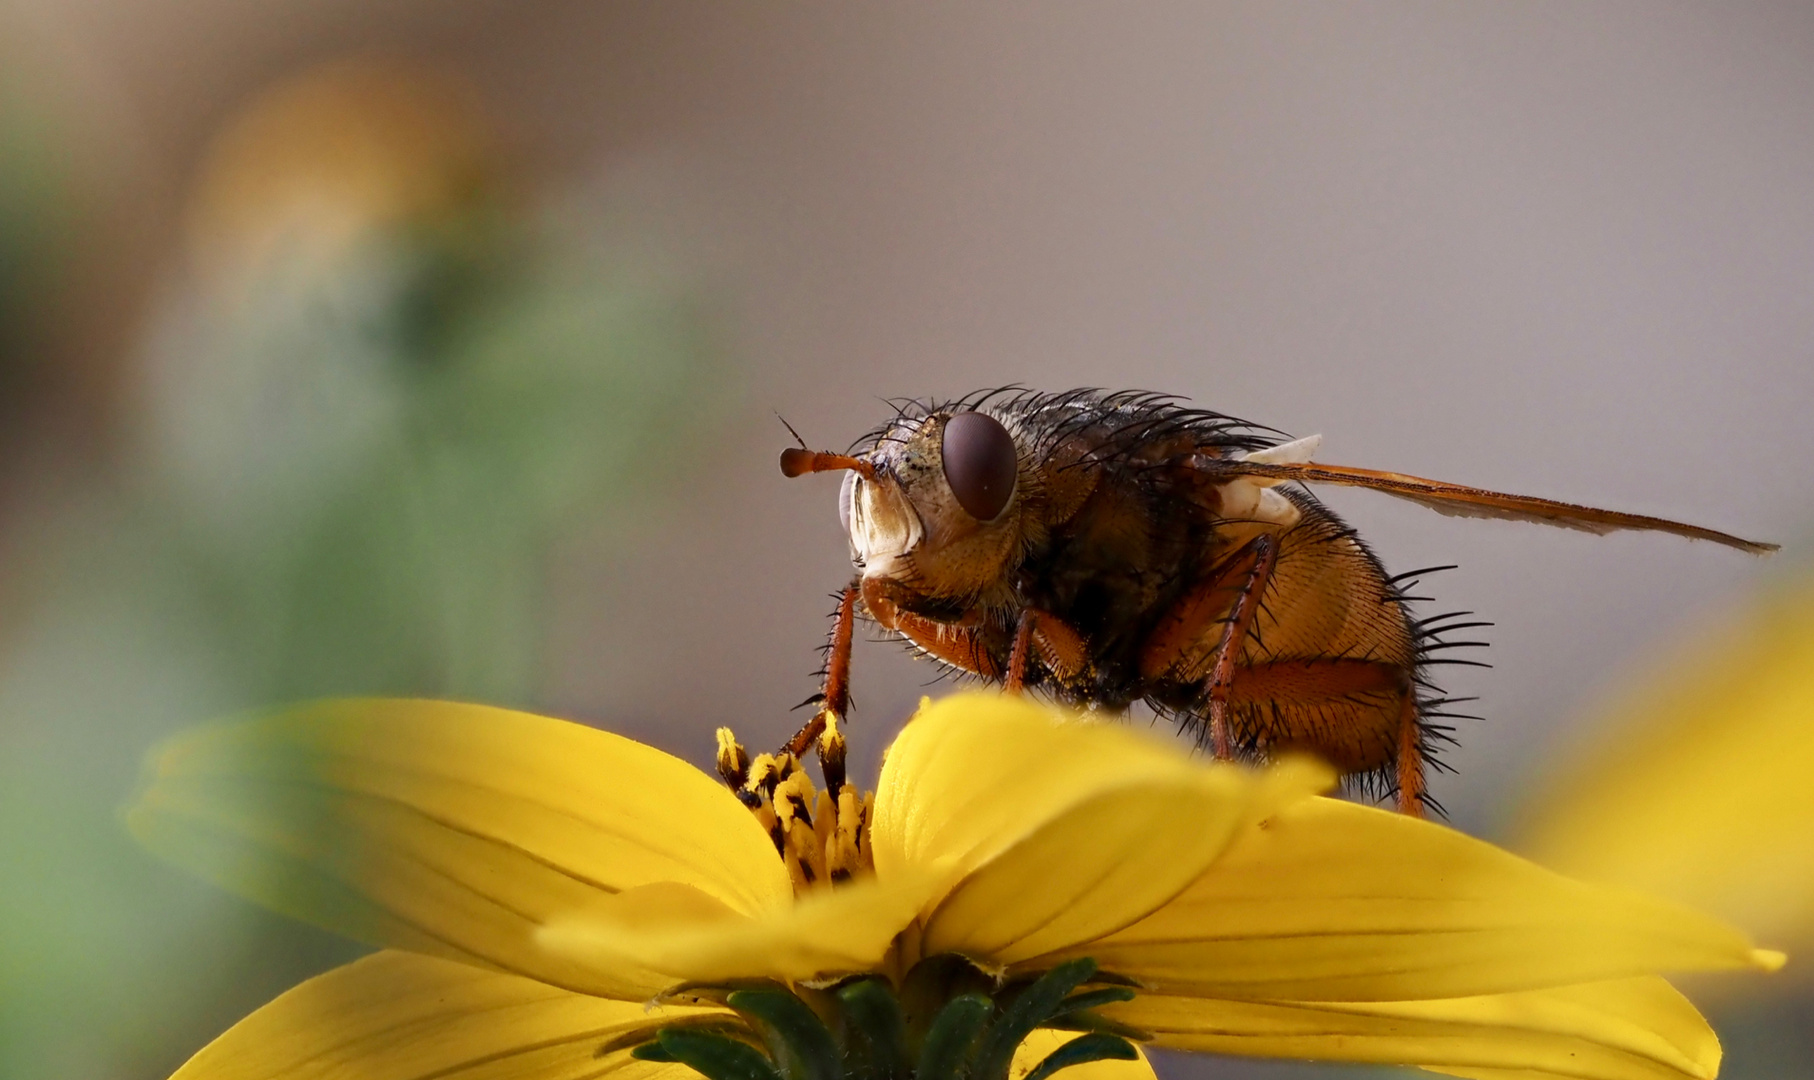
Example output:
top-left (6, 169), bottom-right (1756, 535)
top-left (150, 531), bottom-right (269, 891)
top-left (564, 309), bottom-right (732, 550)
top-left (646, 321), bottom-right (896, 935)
top-left (843, 412), bottom-right (1030, 603)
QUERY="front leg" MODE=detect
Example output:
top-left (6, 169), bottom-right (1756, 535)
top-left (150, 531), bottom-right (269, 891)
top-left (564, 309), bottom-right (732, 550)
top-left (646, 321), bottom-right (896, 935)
top-left (863, 577), bottom-right (1002, 679)
top-left (781, 580), bottom-right (859, 787)
top-left (1138, 533), bottom-right (1281, 760)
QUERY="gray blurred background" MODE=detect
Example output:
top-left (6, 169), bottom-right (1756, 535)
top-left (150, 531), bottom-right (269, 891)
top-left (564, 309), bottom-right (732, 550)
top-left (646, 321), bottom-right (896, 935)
top-left (0, 3), bottom-right (1809, 1078)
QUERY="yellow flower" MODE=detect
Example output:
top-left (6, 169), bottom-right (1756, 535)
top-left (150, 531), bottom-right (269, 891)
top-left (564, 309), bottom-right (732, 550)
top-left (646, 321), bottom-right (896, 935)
top-left (1516, 571), bottom-right (1814, 962)
top-left (128, 693), bottom-right (1777, 1080)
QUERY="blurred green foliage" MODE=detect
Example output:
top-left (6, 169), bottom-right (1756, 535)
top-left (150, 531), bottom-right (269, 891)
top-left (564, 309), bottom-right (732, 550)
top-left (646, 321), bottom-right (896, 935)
top-left (0, 64), bottom-right (76, 402)
top-left (138, 210), bottom-right (716, 703)
top-left (0, 107), bottom-right (723, 1077)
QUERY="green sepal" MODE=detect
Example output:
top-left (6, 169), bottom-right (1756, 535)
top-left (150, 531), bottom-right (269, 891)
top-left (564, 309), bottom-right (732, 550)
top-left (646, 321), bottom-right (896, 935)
top-left (728, 988), bottom-right (842, 1080)
top-left (836, 977), bottom-right (911, 1080)
top-left (1069, 969), bottom-right (1142, 989)
top-left (652, 1028), bottom-right (784, 1080)
top-left (1054, 987), bottom-right (1137, 1014)
top-left (1044, 1009), bottom-right (1154, 1043)
top-left (637, 956), bottom-right (1143, 1080)
top-left (1046, 985), bottom-right (1150, 1041)
top-left (1020, 1033), bottom-right (1139, 1080)
top-left (600, 1018), bottom-right (749, 1060)
top-left (916, 993), bottom-right (992, 1079)
top-left (971, 959), bottom-right (1098, 1080)
top-left (630, 1041), bottom-right (678, 1063)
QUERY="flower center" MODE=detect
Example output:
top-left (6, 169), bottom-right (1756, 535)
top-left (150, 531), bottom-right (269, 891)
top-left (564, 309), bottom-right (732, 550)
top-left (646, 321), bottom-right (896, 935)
top-left (623, 954), bottom-right (1145, 1080)
top-left (715, 711), bottom-right (873, 893)
top-left (687, 716), bottom-right (1149, 1077)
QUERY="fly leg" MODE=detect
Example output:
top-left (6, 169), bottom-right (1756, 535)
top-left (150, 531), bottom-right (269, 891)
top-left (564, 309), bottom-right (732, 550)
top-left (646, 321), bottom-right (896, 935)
top-left (781, 581), bottom-right (858, 790)
top-left (1006, 613), bottom-right (1034, 693)
top-left (1394, 691), bottom-right (1427, 818)
top-left (864, 576), bottom-right (1001, 680)
top-left (1224, 657), bottom-right (1427, 817)
top-left (1139, 533), bottom-right (1280, 760)
top-left (1198, 536), bottom-right (1280, 760)
top-left (1004, 608), bottom-right (1090, 693)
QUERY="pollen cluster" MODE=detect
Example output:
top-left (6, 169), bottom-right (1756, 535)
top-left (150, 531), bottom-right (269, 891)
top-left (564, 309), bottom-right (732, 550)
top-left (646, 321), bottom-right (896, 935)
top-left (715, 712), bottom-right (874, 892)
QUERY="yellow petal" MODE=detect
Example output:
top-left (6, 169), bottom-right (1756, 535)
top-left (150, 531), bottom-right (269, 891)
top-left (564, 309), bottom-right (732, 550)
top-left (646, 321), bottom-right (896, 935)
top-left (873, 692), bottom-right (1328, 879)
top-left (127, 699), bottom-right (788, 998)
top-left (540, 869), bottom-right (938, 986)
top-left (1517, 574), bottom-right (1814, 955)
top-left (921, 760), bottom-right (1330, 965)
top-left (169, 949), bottom-right (716, 1080)
top-left (1053, 794), bottom-right (1764, 1002)
top-left (1010, 1028), bottom-right (1157, 1079)
top-left (872, 694), bottom-right (1219, 877)
top-left (1114, 976), bottom-right (1717, 1080)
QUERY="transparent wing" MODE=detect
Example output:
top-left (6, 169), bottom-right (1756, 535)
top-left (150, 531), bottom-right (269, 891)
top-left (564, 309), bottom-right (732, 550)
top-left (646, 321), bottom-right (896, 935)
top-left (1191, 457), bottom-right (1776, 554)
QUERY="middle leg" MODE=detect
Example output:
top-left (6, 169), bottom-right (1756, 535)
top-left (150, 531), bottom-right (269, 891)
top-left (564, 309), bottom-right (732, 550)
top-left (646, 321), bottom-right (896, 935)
top-left (1139, 533), bottom-right (1281, 759)
top-left (1004, 607), bottom-right (1091, 693)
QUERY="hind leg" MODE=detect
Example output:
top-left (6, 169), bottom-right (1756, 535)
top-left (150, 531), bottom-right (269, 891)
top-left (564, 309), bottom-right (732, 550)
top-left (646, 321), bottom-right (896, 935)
top-left (1226, 658), bottom-right (1427, 816)
top-left (1394, 690), bottom-right (1428, 818)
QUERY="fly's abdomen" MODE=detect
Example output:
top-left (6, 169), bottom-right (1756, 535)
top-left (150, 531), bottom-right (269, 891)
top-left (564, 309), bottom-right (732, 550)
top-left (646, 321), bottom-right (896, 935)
top-left (1226, 499), bottom-right (1419, 773)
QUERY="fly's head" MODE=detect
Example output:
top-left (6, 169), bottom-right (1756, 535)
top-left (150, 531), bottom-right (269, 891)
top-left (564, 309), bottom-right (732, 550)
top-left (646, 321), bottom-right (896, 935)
top-left (783, 410), bottom-right (1029, 614)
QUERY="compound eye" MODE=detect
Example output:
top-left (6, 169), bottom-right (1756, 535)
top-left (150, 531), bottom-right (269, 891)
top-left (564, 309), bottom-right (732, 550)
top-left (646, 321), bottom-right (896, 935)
top-left (941, 411), bottom-right (1018, 521)
top-left (838, 469), bottom-right (859, 533)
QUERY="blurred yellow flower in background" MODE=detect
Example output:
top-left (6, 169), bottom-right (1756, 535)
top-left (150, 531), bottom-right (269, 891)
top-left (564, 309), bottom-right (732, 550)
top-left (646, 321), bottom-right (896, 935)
top-left (184, 58), bottom-right (498, 279)
top-left (1517, 570), bottom-right (1814, 968)
top-left (128, 694), bottom-right (1775, 1080)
